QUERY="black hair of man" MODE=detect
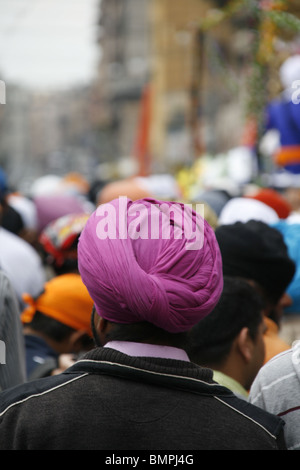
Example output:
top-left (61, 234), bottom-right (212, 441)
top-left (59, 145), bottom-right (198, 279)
top-left (215, 220), bottom-right (295, 308)
top-left (91, 307), bottom-right (189, 350)
top-left (187, 276), bottom-right (264, 367)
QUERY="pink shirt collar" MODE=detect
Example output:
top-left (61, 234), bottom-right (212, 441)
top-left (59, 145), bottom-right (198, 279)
top-left (104, 341), bottom-right (190, 361)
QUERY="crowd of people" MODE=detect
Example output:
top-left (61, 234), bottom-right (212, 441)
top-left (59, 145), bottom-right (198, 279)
top-left (0, 162), bottom-right (298, 450)
top-left (1, 56), bottom-right (300, 451)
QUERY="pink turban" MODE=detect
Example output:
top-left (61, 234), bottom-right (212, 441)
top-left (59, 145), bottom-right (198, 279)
top-left (78, 198), bottom-right (223, 333)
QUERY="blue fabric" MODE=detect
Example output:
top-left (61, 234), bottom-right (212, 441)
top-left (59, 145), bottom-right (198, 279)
top-left (272, 221), bottom-right (300, 314)
top-left (266, 99), bottom-right (300, 174)
top-left (0, 168), bottom-right (8, 198)
top-left (24, 334), bottom-right (58, 377)
top-left (266, 100), bottom-right (300, 147)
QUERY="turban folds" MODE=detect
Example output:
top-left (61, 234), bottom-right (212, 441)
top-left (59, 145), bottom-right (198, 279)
top-left (39, 213), bottom-right (89, 267)
top-left (78, 198), bottom-right (223, 333)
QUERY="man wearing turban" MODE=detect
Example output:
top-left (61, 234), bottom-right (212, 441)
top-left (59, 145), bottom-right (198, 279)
top-left (0, 199), bottom-right (286, 450)
top-left (265, 55), bottom-right (300, 174)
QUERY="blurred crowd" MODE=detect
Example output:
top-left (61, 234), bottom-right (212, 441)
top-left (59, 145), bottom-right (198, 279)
top-left (3, 164), bottom-right (300, 327)
top-left (0, 55), bottom-right (300, 451)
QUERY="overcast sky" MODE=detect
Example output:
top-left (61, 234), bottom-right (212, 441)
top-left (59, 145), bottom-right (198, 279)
top-left (0, 0), bottom-right (101, 91)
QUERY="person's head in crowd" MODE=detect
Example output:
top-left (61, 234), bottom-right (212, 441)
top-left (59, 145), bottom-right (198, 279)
top-left (279, 54), bottom-right (300, 98)
top-left (188, 276), bottom-right (266, 395)
top-left (218, 197), bottom-right (279, 226)
top-left (1, 203), bottom-right (24, 235)
top-left (97, 178), bottom-right (152, 205)
top-left (187, 200), bottom-right (219, 231)
top-left (34, 194), bottom-right (89, 233)
top-left (60, 172), bottom-right (90, 197)
top-left (78, 197), bottom-right (223, 347)
top-left (283, 187), bottom-right (300, 212)
top-left (21, 273), bottom-right (94, 372)
top-left (0, 192), bottom-right (46, 306)
top-left (192, 189), bottom-right (231, 217)
top-left (7, 194), bottom-right (39, 248)
top-left (215, 220), bottom-right (295, 325)
top-left (0, 169), bottom-right (25, 236)
top-left (215, 220), bottom-right (296, 363)
top-left (88, 179), bottom-right (108, 206)
top-left (39, 213), bottom-right (89, 275)
top-left (271, 220), bottom-right (300, 321)
top-left (247, 188), bottom-right (292, 219)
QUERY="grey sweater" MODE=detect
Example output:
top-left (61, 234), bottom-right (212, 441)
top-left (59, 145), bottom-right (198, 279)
top-left (0, 272), bottom-right (26, 391)
top-left (249, 341), bottom-right (300, 450)
top-left (0, 346), bottom-right (286, 450)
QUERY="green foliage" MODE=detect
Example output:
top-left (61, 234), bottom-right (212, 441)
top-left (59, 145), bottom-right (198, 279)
top-left (267, 10), bottom-right (300, 33)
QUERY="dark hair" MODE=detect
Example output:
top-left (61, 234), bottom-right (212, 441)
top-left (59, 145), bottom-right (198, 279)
top-left (91, 308), bottom-right (189, 350)
top-left (215, 220), bottom-right (295, 305)
top-left (187, 276), bottom-right (264, 367)
top-left (28, 311), bottom-right (93, 348)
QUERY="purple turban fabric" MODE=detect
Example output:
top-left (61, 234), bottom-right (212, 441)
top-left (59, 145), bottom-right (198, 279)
top-left (78, 198), bottom-right (223, 333)
top-left (34, 195), bottom-right (88, 232)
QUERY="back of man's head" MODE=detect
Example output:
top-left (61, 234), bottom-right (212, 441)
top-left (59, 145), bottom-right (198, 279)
top-left (215, 220), bottom-right (295, 306)
top-left (78, 198), bottom-right (223, 337)
top-left (187, 277), bottom-right (264, 367)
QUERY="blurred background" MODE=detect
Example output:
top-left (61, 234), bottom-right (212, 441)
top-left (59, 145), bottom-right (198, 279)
top-left (1, 0), bottom-right (300, 197)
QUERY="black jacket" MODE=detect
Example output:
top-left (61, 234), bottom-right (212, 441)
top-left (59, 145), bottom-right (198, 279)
top-left (0, 346), bottom-right (286, 450)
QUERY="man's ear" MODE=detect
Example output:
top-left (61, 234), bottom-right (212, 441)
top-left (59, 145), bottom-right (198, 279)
top-left (91, 308), bottom-right (112, 346)
top-left (68, 330), bottom-right (90, 352)
top-left (95, 315), bottom-right (109, 334)
top-left (236, 327), bottom-right (253, 363)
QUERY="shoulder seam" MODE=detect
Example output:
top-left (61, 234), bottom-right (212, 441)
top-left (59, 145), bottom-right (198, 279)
top-left (73, 359), bottom-right (221, 385)
top-left (0, 373), bottom-right (88, 417)
top-left (213, 396), bottom-right (278, 440)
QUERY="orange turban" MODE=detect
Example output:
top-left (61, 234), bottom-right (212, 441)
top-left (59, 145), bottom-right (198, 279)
top-left (97, 178), bottom-right (151, 205)
top-left (248, 188), bottom-right (291, 219)
top-left (61, 172), bottom-right (90, 195)
top-left (21, 273), bottom-right (94, 336)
